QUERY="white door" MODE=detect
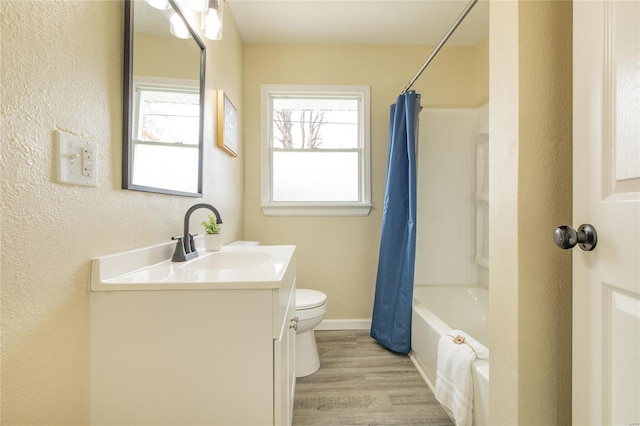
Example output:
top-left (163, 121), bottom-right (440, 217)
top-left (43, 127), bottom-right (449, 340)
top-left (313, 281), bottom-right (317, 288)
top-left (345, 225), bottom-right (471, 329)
top-left (572, 0), bottom-right (640, 425)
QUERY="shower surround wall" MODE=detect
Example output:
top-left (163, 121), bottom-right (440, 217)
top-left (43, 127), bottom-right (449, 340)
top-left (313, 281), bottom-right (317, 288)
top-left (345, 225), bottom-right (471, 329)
top-left (412, 105), bottom-right (490, 425)
top-left (416, 105), bottom-right (489, 288)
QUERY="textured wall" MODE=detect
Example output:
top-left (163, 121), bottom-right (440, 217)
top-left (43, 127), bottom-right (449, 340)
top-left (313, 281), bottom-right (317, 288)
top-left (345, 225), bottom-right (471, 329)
top-left (489, 1), bottom-right (573, 424)
top-left (517, 1), bottom-right (572, 423)
top-left (243, 44), bottom-right (488, 321)
top-left (0, 1), bottom-right (244, 423)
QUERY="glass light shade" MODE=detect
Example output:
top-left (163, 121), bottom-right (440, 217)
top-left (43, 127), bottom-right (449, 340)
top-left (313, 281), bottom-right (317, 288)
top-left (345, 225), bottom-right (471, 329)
top-left (145, 0), bottom-right (170, 10)
top-left (185, 0), bottom-right (208, 12)
top-left (202, 0), bottom-right (224, 40)
top-left (170, 12), bottom-right (192, 39)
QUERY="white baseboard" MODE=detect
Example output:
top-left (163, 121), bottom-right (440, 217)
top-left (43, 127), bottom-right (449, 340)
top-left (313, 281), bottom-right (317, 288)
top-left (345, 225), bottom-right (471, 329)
top-left (316, 319), bottom-right (371, 331)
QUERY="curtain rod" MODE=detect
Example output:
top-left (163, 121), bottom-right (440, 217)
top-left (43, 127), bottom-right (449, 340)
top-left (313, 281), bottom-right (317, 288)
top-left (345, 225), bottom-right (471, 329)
top-left (401, 0), bottom-right (479, 95)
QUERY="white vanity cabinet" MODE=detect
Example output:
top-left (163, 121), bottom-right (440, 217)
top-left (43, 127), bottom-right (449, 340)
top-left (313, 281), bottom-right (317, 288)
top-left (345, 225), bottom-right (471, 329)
top-left (90, 245), bottom-right (296, 426)
top-left (274, 281), bottom-right (297, 426)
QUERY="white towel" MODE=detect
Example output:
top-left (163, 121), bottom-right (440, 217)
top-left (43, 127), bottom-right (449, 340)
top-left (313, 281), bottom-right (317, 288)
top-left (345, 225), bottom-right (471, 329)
top-left (435, 330), bottom-right (489, 426)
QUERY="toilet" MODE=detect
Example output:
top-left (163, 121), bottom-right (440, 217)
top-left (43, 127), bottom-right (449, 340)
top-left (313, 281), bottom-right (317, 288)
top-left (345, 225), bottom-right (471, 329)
top-left (295, 289), bottom-right (327, 378)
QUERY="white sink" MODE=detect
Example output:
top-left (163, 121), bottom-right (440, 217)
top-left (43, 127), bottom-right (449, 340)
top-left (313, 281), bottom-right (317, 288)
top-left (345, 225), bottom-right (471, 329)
top-left (181, 251), bottom-right (271, 270)
top-left (91, 242), bottom-right (295, 291)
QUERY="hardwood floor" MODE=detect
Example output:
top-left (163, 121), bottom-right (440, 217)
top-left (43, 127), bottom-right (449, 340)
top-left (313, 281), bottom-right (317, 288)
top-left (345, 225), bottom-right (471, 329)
top-left (292, 330), bottom-right (454, 426)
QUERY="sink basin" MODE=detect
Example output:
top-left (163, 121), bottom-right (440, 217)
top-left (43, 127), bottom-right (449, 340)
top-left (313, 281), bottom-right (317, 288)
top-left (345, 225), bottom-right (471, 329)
top-left (91, 243), bottom-right (296, 291)
top-left (181, 251), bottom-right (271, 270)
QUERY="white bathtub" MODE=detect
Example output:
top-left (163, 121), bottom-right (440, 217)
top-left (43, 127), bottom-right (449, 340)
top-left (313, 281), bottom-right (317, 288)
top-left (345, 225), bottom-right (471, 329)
top-left (410, 285), bottom-right (490, 426)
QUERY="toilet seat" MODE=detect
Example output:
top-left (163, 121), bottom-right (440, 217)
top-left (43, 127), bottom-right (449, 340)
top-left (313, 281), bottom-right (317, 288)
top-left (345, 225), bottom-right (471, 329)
top-left (296, 289), bottom-right (327, 310)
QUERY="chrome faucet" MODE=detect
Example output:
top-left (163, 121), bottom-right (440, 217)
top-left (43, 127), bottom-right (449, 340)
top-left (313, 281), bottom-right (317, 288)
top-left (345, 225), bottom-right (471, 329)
top-left (172, 203), bottom-right (223, 262)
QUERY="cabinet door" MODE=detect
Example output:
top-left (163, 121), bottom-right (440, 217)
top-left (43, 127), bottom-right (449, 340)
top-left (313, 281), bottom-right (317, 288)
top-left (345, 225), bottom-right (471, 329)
top-left (287, 299), bottom-right (297, 420)
top-left (274, 288), bottom-right (296, 426)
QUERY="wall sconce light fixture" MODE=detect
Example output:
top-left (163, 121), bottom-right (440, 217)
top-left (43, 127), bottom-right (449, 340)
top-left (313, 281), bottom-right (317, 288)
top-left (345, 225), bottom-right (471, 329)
top-left (145, 0), bottom-right (224, 41)
top-left (202, 0), bottom-right (224, 40)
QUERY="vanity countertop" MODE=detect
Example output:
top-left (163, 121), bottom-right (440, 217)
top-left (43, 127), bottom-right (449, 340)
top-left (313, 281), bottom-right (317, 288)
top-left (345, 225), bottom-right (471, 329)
top-left (91, 241), bottom-right (296, 291)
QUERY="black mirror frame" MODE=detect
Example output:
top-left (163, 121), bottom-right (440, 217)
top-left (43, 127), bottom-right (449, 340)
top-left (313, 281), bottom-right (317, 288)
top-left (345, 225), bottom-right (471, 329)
top-left (122, 0), bottom-right (206, 197)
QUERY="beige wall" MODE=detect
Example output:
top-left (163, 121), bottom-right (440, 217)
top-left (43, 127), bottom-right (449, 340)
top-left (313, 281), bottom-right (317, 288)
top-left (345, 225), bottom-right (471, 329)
top-left (133, 33), bottom-right (201, 80)
top-left (0, 1), bottom-right (244, 423)
top-left (243, 44), bottom-right (488, 320)
top-left (489, 1), bottom-right (572, 424)
top-left (475, 36), bottom-right (490, 106)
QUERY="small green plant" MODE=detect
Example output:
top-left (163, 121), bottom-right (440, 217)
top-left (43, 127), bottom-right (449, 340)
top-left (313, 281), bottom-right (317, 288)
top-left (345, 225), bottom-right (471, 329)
top-left (201, 215), bottom-right (222, 234)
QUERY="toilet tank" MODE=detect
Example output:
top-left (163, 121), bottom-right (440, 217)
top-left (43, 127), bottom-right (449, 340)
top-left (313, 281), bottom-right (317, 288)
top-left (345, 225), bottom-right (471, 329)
top-left (226, 240), bottom-right (260, 246)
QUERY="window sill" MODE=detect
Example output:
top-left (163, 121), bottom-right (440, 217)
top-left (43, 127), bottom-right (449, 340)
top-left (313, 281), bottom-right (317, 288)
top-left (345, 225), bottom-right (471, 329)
top-left (261, 203), bottom-right (373, 217)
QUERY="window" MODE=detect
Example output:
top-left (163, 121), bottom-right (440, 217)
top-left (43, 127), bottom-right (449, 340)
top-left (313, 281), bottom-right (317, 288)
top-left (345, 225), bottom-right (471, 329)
top-left (131, 78), bottom-right (200, 193)
top-left (261, 85), bottom-right (371, 216)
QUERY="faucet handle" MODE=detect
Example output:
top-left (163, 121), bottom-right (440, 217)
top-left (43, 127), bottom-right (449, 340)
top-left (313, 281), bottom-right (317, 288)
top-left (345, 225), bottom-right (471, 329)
top-left (171, 236), bottom-right (187, 262)
top-left (188, 233), bottom-right (197, 253)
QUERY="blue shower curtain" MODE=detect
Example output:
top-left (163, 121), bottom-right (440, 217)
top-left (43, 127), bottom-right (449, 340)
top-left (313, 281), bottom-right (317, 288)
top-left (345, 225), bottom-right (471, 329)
top-left (370, 91), bottom-right (420, 354)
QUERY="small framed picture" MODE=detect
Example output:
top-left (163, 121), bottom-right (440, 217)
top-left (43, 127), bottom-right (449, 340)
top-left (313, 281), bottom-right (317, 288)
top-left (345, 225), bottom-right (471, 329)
top-left (217, 90), bottom-right (238, 157)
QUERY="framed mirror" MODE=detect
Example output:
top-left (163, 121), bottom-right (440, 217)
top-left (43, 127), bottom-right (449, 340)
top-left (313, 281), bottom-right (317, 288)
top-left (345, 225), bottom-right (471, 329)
top-left (123, 0), bottom-right (206, 197)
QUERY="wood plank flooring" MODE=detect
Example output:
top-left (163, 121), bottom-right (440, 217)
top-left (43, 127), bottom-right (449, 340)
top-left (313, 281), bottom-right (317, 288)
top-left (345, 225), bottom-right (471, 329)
top-left (292, 330), bottom-right (454, 426)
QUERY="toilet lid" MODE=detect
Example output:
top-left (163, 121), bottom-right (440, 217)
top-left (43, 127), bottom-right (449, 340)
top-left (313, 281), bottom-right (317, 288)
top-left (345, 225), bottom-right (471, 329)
top-left (296, 289), bottom-right (327, 310)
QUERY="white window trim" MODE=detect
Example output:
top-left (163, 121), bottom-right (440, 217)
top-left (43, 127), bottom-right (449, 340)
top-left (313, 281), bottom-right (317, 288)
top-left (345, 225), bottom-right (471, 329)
top-left (260, 84), bottom-right (372, 217)
top-left (132, 75), bottom-right (200, 145)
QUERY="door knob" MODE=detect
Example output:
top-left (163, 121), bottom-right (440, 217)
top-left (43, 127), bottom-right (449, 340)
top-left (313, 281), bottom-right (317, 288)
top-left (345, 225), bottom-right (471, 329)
top-left (553, 224), bottom-right (598, 251)
top-left (289, 316), bottom-right (298, 331)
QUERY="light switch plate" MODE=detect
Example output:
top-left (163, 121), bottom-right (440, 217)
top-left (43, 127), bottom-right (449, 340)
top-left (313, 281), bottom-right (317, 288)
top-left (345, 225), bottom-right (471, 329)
top-left (56, 130), bottom-right (98, 187)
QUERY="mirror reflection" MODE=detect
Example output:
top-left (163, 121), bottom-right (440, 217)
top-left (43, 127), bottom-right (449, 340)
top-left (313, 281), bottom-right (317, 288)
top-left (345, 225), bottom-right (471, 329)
top-left (123, 0), bottom-right (205, 197)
